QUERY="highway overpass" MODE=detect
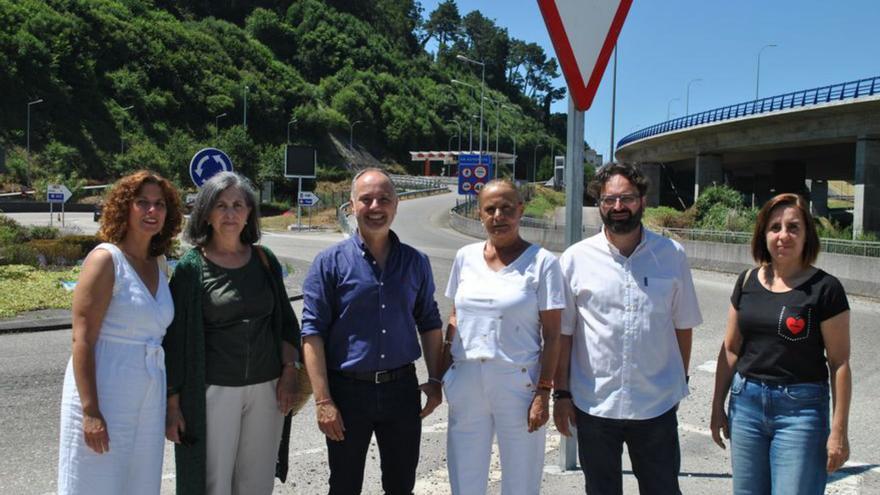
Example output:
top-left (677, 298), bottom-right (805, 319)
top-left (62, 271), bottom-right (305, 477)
top-left (615, 76), bottom-right (880, 236)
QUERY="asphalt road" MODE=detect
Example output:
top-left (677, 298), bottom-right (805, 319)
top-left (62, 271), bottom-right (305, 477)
top-left (2, 196), bottom-right (880, 494)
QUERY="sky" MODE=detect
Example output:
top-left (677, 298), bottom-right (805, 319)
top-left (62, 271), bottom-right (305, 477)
top-left (419, 0), bottom-right (880, 163)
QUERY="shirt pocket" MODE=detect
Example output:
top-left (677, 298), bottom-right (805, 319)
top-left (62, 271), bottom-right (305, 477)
top-left (776, 305), bottom-right (814, 342)
top-left (641, 277), bottom-right (675, 316)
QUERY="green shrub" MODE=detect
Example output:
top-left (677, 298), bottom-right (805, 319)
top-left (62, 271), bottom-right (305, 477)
top-left (28, 225), bottom-right (60, 240)
top-left (58, 235), bottom-right (102, 255)
top-left (0, 216), bottom-right (30, 245)
top-left (644, 207), bottom-right (695, 229)
top-left (0, 244), bottom-right (40, 266)
top-left (694, 186), bottom-right (744, 224)
top-left (28, 240), bottom-right (84, 266)
top-left (316, 166), bottom-right (350, 183)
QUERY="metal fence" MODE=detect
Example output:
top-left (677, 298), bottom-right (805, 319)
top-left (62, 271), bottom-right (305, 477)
top-left (659, 227), bottom-right (880, 258)
top-left (618, 75), bottom-right (880, 148)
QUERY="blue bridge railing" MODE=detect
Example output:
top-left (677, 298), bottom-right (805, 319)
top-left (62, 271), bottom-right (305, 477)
top-left (617, 75), bottom-right (880, 149)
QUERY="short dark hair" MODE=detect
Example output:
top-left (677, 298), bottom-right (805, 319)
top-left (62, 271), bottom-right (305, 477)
top-left (751, 193), bottom-right (820, 267)
top-left (588, 162), bottom-right (649, 201)
top-left (98, 170), bottom-right (183, 257)
top-left (185, 172), bottom-right (261, 247)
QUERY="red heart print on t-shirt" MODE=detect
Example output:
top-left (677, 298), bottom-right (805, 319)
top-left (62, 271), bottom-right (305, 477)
top-left (786, 316), bottom-right (806, 335)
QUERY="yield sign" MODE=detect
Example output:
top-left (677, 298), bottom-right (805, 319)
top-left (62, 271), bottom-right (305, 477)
top-left (538, 0), bottom-right (633, 111)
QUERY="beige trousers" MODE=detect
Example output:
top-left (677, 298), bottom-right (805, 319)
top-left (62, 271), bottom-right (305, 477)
top-left (205, 379), bottom-right (284, 495)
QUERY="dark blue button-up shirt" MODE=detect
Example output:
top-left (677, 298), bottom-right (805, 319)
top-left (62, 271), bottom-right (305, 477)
top-left (302, 230), bottom-right (443, 372)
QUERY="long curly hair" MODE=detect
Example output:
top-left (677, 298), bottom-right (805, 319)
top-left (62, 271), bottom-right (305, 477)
top-left (98, 171), bottom-right (183, 257)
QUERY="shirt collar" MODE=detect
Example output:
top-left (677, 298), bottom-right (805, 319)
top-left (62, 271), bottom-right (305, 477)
top-left (600, 224), bottom-right (647, 257)
top-left (351, 229), bottom-right (401, 254)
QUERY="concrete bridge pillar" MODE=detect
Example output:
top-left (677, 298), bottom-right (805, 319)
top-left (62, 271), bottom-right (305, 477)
top-left (805, 179), bottom-right (829, 218)
top-left (640, 163), bottom-right (661, 207)
top-left (854, 136), bottom-right (880, 237)
top-left (694, 153), bottom-right (723, 200)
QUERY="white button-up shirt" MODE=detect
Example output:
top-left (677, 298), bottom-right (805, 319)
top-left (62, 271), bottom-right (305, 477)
top-left (446, 242), bottom-right (565, 366)
top-left (560, 228), bottom-right (702, 420)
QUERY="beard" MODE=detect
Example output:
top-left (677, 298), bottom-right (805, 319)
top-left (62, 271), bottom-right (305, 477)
top-left (600, 205), bottom-right (644, 234)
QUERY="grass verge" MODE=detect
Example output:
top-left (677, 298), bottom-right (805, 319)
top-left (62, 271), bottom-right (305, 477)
top-left (0, 265), bottom-right (80, 318)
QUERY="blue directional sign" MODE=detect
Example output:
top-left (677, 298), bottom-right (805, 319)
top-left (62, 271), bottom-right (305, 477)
top-left (189, 148), bottom-right (234, 188)
top-left (48, 193), bottom-right (65, 202)
top-left (457, 154), bottom-right (494, 195)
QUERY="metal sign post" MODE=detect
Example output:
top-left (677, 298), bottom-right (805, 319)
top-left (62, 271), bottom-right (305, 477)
top-left (284, 145), bottom-right (317, 231)
top-left (47, 184), bottom-right (72, 229)
top-left (540, 0), bottom-right (632, 472)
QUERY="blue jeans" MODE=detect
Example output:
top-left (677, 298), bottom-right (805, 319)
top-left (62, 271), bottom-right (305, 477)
top-left (729, 372), bottom-right (830, 495)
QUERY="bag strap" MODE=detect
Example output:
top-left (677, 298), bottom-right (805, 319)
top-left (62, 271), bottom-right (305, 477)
top-left (157, 254), bottom-right (171, 280)
top-left (742, 267), bottom-right (754, 290)
top-left (254, 244), bottom-right (270, 271)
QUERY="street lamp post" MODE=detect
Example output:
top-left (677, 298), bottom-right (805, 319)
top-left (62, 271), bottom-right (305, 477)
top-left (447, 120), bottom-right (462, 152)
top-left (287, 118), bottom-right (297, 144)
top-left (756, 44), bottom-right (777, 99)
top-left (456, 55), bottom-right (485, 161)
top-left (502, 104), bottom-right (520, 179)
top-left (483, 96), bottom-right (502, 176)
top-left (215, 112), bottom-right (227, 131)
top-left (532, 144), bottom-right (544, 183)
top-left (243, 85), bottom-right (249, 130)
top-left (120, 105), bottom-right (134, 155)
top-left (26, 98), bottom-right (44, 186)
top-left (686, 78), bottom-right (702, 116)
top-left (666, 97), bottom-right (680, 121)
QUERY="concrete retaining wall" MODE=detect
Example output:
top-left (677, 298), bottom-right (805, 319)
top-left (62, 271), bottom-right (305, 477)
top-left (449, 210), bottom-right (880, 299)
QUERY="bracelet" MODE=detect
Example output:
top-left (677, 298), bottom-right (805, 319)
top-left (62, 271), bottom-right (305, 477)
top-left (536, 378), bottom-right (554, 391)
top-left (283, 361), bottom-right (303, 370)
top-left (552, 389), bottom-right (573, 400)
top-left (315, 398), bottom-right (333, 406)
top-left (428, 377), bottom-right (443, 385)
top-left (442, 340), bottom-right (453, 346)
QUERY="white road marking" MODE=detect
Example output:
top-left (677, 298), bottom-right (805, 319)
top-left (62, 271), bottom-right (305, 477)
top-left (696, 360), bottom-right (717, 373)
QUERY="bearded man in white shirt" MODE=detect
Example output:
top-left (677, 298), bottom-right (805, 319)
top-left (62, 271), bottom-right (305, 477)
top-left (553, 163), bottom-right (703, 495)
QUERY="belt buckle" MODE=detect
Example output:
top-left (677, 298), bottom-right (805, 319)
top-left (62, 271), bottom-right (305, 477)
top-left (374, 370), bottom-right (390, 384)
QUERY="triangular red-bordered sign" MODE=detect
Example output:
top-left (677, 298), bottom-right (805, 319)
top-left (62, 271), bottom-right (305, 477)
top-left (538, 0), bottom-right (633, 111)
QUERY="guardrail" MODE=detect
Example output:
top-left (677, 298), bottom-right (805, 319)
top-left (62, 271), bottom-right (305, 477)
top-left (337, 183), bottom-right (451, 235)
top-left (618, 75), bottom-right (880, 148)
top-left (658, 227), bottom-right (880, 258)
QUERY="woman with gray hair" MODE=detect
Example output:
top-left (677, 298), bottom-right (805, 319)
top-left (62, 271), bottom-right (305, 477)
top-left (163, 172), bottom-right (302, 495)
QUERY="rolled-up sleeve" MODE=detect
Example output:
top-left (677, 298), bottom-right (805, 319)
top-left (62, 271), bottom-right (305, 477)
top-left (302, 253), bottom-right (334, 339)
top-left (413, 253), bottom-right (443, 332)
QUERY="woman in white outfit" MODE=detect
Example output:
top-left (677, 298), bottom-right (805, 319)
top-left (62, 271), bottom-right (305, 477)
top-left (57, 171), bottom-right (182, 494)
top-left (443, 179), bottom-right (564, 494)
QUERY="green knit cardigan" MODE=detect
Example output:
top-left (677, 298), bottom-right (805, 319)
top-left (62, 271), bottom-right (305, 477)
top-left (163, 246), bottom-right (300, 495)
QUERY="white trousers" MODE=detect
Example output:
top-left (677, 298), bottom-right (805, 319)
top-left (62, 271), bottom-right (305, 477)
top-left (205, 379), bottom-right (284, 495)
top-left (444, 359), bottom-right (546, 495)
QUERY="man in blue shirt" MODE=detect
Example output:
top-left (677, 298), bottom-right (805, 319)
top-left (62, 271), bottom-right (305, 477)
top-left (302, 168), bottom-right (444, 494)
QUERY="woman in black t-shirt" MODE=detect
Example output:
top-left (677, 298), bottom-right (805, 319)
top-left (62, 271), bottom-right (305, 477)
top-left (710, 193), bottom-right (852, 495)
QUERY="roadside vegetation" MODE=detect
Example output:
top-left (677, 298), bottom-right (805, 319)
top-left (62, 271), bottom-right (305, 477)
top-left (0, 0), bottom-right (582, 197)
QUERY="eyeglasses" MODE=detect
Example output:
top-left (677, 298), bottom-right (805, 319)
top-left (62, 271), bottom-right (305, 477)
top-left (599, 194), bottom-right (640, 207)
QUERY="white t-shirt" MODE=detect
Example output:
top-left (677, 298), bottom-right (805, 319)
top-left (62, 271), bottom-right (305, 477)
top-left (560, 228), bottom-right (703, 420)
top-left (446, 242), bottom-right (565, 366)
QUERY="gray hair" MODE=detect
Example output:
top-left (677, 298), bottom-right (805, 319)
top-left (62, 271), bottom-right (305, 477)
top-left (185, 171), bottom-right (261, 247)
top-left (478, 178), bottom-right (523, 205)
top-left (350, 167), bottom-right (396, 200)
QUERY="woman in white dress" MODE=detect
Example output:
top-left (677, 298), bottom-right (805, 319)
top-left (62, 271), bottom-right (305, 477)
top-left (442, 179), bottom-right (565, 494)
top-left (57, 171), bottom-right (182, 495)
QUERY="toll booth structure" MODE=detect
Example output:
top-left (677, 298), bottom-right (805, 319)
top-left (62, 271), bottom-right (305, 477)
top-left (409, 151), bottom-right (517, 177)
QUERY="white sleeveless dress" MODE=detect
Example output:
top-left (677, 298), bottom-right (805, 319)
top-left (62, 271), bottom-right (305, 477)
top-left (57, 243), bottom-right (174, 495)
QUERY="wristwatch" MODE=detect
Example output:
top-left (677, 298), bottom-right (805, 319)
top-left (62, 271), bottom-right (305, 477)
top-left (552, 389), bottom-right (573, 400)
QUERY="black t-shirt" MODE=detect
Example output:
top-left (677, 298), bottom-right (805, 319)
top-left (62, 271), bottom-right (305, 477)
top-left (731, 268), bottom-right (849, 383)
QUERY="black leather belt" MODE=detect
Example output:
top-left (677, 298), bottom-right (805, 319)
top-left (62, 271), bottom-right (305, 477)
top-left (333, 363), bottom-right (415, 384)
